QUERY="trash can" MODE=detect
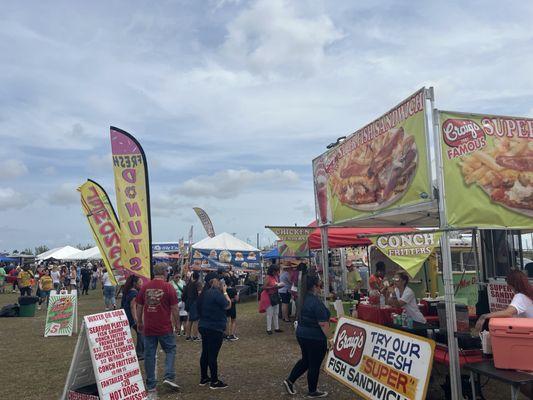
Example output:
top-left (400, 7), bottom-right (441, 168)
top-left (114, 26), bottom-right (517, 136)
top-left (18, 296), bottom-right (39, 317)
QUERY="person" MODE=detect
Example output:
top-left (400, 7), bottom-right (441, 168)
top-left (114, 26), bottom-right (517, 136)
top-left (279, 265), bottom-right (294, 323)
top-left (121, 275), bottom-right (144, 360)
top-left (220, 269), bottom-right (239, 341)
top-left (474, 271), bottom-right (533, 400)
top-left (183, 271), bottom-right (202, 341)
top-left (284, 275), bottom-right (330, 398)
top-left (10, 266), bottom-right (20, 293)
top-left (38, 269), bottom-right (53, 310)
top-left (50, 265), bottom-right (61, 292)
top-left (346, 261), bottom-right (362, 299)
top-left (80, 265), bottom-right (91, 295)
top-left (476, 270), bottom-right (533, 329)
top-left (0, 263), bottom-right (6, 294)
top-left (369, 261), bottom-right (386, 292)
top-left (18, 265), bottom-right (33, 296)
top-left (197, 271), bottom-right (231, 389)
top-left (387, 272), bottom-right (426, 324)
top-left (69, 265), bottom-right (77, 291)
top-left (264, 264), bottom-right (284, 334)
top-left (171, 273), bottom-right (186, 336)
top-left (90, 265), bottom-right (99, 290)
top-left (136, 263), bottom-right (180, 396)
top-left (102, 270), bottom-right (116, 310)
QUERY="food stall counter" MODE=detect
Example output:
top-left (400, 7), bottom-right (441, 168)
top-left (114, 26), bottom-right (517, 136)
top-left (357, 303), bottom-right (402, 326)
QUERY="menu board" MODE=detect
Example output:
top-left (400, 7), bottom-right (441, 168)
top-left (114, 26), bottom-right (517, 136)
top-left (487, 279), bottom-right (514, 312)
top-left (45, 292), bottom-right (77, 337)
top-left (325, 317), bottom-right (435, 400)
top-left (313, 89), bottom-right (433, 225)
top-left (85, 309), bottom-right (147, 400)
top-left (439, 111), bottom-right (533, 228)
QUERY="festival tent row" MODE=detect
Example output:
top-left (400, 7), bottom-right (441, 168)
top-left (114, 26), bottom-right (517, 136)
top-left (36, 246), bottom-right (81, 261)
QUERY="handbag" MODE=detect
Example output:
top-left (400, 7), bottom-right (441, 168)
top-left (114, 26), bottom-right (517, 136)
top-left (269, 293), bottom-right (280, 306)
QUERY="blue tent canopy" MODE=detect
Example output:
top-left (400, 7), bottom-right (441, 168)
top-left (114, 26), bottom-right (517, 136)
top-left (0, 256), bottom-right (17, 262)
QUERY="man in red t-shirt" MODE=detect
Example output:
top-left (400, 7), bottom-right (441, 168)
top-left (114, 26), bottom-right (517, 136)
top-left (136, 263), bottom-right (180, 396)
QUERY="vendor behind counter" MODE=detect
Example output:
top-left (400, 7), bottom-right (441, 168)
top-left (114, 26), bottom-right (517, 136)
top-left (387, 272), bottom-right (426, 324)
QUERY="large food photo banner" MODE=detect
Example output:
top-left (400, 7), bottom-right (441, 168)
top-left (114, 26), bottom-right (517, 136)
top-left (313, 89), bottom-right (432, 225)
top-left (191, 249), bottom-right (260, 270)
top-left (439, 111), bottom-right (533, 228)
top-left (325, 317), bottom-right (435, 400)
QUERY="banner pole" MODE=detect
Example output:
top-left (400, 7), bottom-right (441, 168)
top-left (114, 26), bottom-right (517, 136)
top-left (431, 88), bottom-right (462, 400)
top-left (320, 226), bottom-right (329, 304)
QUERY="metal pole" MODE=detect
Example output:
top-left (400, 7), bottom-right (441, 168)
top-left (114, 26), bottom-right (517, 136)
top-left (320, 226), bottom-right (329, 303)
top-left (431, 88), bottom-right (462, 400)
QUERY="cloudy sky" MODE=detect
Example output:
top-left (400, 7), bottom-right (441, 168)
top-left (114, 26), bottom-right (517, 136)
top-left (1, 0), bottom-right (532, 252)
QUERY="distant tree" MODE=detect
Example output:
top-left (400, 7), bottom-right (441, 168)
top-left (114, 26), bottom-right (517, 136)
top-left (77, 243), bottom-right (94, 250)
top-left (21, 248), bottom-right (33, 255)
top-left (35, 245), bottom-right (50, 255)
top-left (12, 250), bottom-right (19, 254)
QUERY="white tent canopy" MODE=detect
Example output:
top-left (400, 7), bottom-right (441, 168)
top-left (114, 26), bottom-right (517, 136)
top-left (36, 246), bottom-right (81, 261)
top-left (67, 247), bottom-right (102, 261)
top-left (192, 232), bottom-right (259, 252)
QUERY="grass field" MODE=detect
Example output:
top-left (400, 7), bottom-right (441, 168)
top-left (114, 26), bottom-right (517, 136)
top-left (0, 289), bottom-right (525, 399)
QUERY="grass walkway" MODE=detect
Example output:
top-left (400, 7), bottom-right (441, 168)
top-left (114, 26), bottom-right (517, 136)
top-left (0, 289), bottom-right (520, 399)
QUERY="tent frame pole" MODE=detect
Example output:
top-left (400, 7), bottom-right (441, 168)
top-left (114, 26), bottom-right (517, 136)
top-left (432, 88), bottom-right (462, 400)
top-left (320, 226), bottom-right (329, 303)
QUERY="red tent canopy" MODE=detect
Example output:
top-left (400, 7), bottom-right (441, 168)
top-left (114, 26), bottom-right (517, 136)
top-left (307, 221), bottom-right (413, 249)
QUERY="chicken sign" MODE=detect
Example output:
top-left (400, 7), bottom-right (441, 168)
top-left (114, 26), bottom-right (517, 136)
top-left (325, 317), bottom-right (435, 400)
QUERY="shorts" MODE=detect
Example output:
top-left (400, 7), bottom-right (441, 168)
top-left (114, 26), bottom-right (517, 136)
top-left (187, 301), bottom-right (199, 322)
top-left (226, 304), bottom-right (236, 320)
top-left (179, 315), bottom-right (187, 322)
top-left (280, 292), bottom-right (292, 304)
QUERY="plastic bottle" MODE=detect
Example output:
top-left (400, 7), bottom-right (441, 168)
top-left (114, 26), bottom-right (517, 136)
top-left (401, 310), bottom-right (407, 327)
top-left (379, 294), bottom-right (385, 307)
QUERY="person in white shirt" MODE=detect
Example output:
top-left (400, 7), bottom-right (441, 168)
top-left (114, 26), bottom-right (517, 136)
top-left (388, 272), bottom-right (426, 324)
top-left (475, 270), bottom-right (533, 400)
top-left (50, 265), bottom-right (61, 292)
top-left (476, 269), bottom-right (533, 331)
top-left (102, 270), bottom-right (116, 310)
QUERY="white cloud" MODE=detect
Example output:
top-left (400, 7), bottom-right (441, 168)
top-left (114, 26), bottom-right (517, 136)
top-left (220, 0), bottom-right (343, 77)
top-left (0, 188), bottom-right (33, 210)
top-left (88, 153), bottom-right (112, 172)
top-left (0, 159), bottom-right (29, 179)
top-left (43, 166), bottom-right (57, 176)
top-left (174, 168), bottom-right (299, 199)
top-left (48, 183), bottom-right (79, 206)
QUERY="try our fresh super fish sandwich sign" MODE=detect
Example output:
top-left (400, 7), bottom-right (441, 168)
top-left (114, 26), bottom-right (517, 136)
top-left (325, 317), bottom-right (435, 400)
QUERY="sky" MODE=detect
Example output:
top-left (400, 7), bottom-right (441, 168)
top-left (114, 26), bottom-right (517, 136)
top-left (1, 0), bottom-right (533, 252)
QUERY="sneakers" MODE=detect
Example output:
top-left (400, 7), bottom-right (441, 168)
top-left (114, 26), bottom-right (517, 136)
top-left (146, 389), bottom-right (158, 400)
top-left (162, 379), bottom-right (181, 391)
top-left (306, 391), bottom-right (328, 398)
top-left (227, 334), bottom-right (239, 341)
top-left (210, 380), bottom-right (228, 390)
top-left (283, 379), bottom-right (296, 395)
top-left (193, 336), bottom-right (201, 342)
top-left (199, 377), bottom-right (211, 386)
top-left (185, 336), bottom-right (192, 341)
top-left (266, 330), bottom-right (273, 335)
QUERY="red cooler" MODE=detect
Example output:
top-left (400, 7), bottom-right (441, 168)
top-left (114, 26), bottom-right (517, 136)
top-left (489, 318), bottom-right (533, 371)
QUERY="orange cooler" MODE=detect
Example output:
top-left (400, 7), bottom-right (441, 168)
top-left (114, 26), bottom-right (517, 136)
top-left (489, 318), bottom-right (533, 371)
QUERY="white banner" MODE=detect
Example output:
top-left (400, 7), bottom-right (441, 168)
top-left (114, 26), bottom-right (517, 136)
top-left (487, 279), bottom-right (514, 312)
top-left (325, 317), bottom-right (435, 400)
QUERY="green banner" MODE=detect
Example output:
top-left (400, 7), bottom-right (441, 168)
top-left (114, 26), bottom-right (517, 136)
top-left (267, 226), bottom-right (315, 257)
top-left (44, 293), bottom-right (77, 337)
top-left (440, 111), bottom-right (533, 228)
top-left (371, 231), bottom-right (442, 278)
top-left (313, 89), bottom-right (433, 225)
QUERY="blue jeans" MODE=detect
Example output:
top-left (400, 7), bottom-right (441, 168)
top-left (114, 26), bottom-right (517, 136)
top-left (144, 333), bottom-right (176, 390)
top-left (103, 286), bottom-right (115, 308)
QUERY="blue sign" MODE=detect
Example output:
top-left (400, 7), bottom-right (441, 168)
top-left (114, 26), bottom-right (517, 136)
top-left (152, 243), bottom-right (179, 252)
top-left (191, 248), bottom-right (261, 270)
